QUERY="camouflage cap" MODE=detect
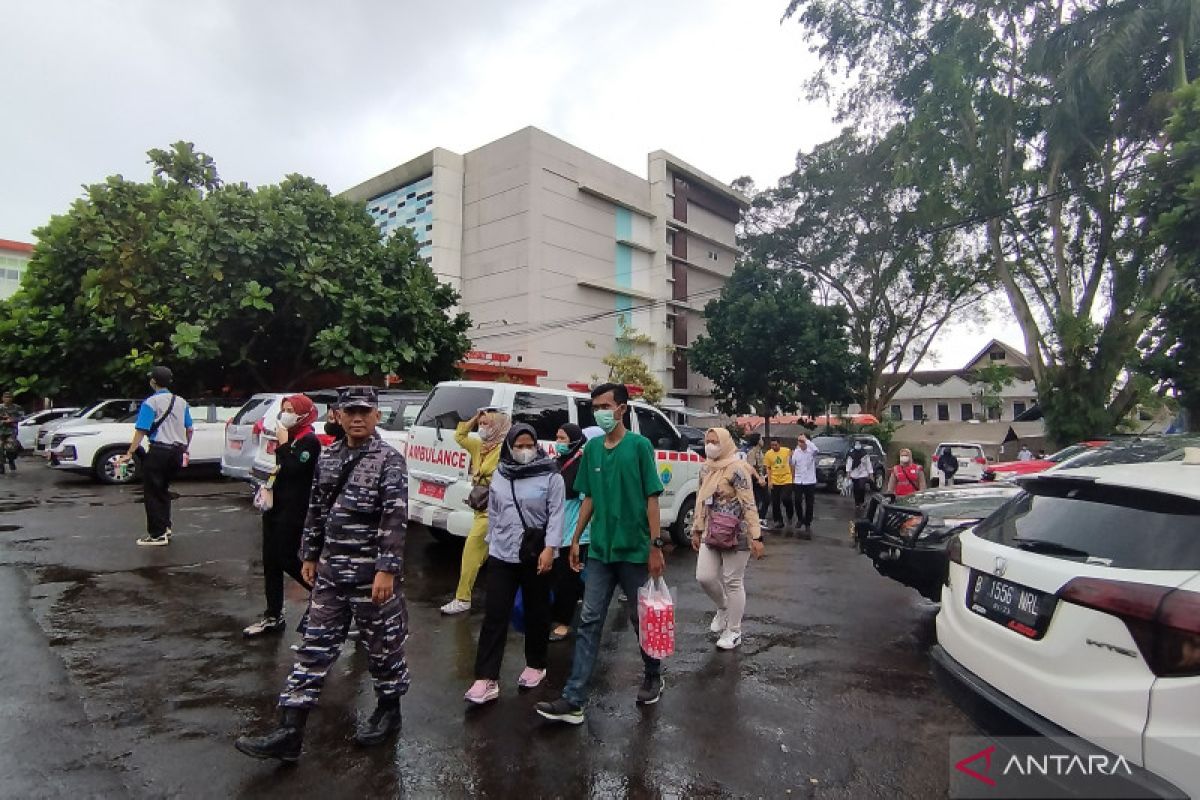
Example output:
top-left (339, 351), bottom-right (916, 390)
top-left (337, 385), bottom-right (378, 410)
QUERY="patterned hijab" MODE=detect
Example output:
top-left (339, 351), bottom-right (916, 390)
top-left (696, 427), bottom-right (743, 507)
top-left (479, 411), bottom-right (512, 455)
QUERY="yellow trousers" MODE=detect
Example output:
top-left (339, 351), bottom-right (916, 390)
top-left (455, 512), bottom-right (489, 602)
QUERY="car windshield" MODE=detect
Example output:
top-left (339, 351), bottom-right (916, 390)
top-left (973, 478), bottom-right (1200, 570)
top-left (893, 487), bottom-right (1019, 520)
top-left (812, 436), bottom-right (848, 453)
top-left (1056, 436), bottom-right (1200, 470)
top-left (1046, 444), bottom-right (1089, 463)
top-left (231, 398), bottom-right (273, 426)
top-left (414, 386), bottom-right (495, 428)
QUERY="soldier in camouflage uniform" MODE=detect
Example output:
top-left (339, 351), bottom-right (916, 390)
top-left (236, 386), bottom-right (410, 763)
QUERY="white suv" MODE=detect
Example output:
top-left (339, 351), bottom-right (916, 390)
top-left (934, 455), bottom-right (1200, 797)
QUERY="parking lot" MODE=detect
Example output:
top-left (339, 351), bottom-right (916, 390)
top-left (0, 461), bottom-right (984, 798)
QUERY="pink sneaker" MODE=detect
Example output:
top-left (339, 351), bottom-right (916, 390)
top-left (464, 679), bottom-right (499, 705)
top-left (517, 667), bottom-right (547, 689)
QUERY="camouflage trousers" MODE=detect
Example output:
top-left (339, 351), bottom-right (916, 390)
top-left (278, 575), bottom-right (410, 709)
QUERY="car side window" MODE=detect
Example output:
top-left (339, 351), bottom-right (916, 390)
top-left (512, 391), bottom-right (570, 442)
top-left (635, 407), bottom-right (682, 451)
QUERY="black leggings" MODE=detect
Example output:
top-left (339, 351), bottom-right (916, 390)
top-left (475, 556), bottom-right (550, 679)
top-left (852, 477), bottom-right (869, 506)
top-left (262, 513), bottom-right (312, 618)
top-left (551, 544), bottom-right (589, 627)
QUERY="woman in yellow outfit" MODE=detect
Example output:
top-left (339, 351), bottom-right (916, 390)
top-left (440, 409), bottom-right (511, 615)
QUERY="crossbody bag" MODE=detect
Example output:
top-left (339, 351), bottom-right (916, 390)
top-left (509, 477), bottom-right (547, 564)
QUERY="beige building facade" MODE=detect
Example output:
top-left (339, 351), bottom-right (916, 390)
top-left (342, 127), bottom-right (746, 409)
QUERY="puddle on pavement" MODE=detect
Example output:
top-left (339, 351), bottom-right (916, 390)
top-left (0, 524), bottom-right (22, 532)
top-left (0, 500), bottom-right (39, 513)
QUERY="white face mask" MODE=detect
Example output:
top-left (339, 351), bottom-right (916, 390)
top-left (512, 448), bottom-right (536, 465)
top-left (479, 424), bottom-right (493, 439)
top-left (279, 412), bottom-right (300, 429)
top-left (704, 443), bottom-right (722, 460)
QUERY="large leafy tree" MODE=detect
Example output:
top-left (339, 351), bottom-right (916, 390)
top-left (1138, 79), bottom-right (1200, 430)
top-left (0, 142), bottom-right (471, 400)
top-left (743, 128), bottom-right (990, 418)
top-left (784, 0), bottom-right (1199, 445)
top-left (690, 261), bottom-right (865, 438)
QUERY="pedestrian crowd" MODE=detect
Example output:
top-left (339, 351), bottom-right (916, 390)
top-left (1, 371), bottom-right (948, 764)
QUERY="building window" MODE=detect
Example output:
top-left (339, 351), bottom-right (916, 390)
top-left (890, 405), bottom-right (902, 421)
top-left (937, 403), bottom-right (950, 421)
top-left (989, 350), bottom-right (1006, 361)
top-left (912, 404), bottom-right (925, 422)
top-left (666, 230), bottom-right (675, 249)
top-left (960, 403), bottom-right (973, 421)
top-left (708, 250), bottom-right (719, 261)
top-left (1013, 401), bottom-right (1027, 418)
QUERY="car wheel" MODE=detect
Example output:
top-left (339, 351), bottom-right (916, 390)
top-left (670, 495), bottom-right (696, 547)
top-left (96, 447), bottom-right (138, 485)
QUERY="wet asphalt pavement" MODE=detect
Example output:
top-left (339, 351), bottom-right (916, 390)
top-left (0, 459), bottom-right (982, 799)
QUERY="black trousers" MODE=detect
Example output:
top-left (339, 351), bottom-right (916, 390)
top-left (851, 477), bottom-right (869, 507)
top-left (262, 513), bottom-right (312, 618)
top-left (475, 556), bottom-right (550, 680)
top-left (753, 480), bottom-right (769, 517)
top-left (551, 544), bottom-right (589, 627)
top-left (141, 444), bottom-right (183, 536)
top-left (794, 483), bottom-right (817, 526)
top-left (770, 484), bottom-right (794, 524)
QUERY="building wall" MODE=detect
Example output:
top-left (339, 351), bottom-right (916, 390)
top-left (0, 245), bottom-right (31, 300)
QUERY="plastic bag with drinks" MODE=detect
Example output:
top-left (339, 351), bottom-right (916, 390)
top-left (637, 577), bottom-right (675, 659)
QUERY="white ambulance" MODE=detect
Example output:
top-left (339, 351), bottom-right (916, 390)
top-left (406, 381), bottom-right (704, 545)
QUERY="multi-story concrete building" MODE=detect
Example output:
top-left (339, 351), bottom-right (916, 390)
top-left (0, 239), bottom-right (33, 300)
top-left (342, 126), bottom-right (746, 410)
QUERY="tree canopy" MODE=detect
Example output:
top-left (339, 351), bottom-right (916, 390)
top-left (742, 127), bottom-right (991, 418)
top-left (0, 142), bottom-right (471, 400)
top-left (784, 0), bottom-right (1199, 445)
top-left (690, 261), bottom-right (865, 427)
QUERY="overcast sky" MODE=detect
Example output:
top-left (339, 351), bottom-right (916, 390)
top-left (1, 0), bottom-right (1021, 367)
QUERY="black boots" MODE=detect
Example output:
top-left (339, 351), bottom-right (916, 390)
top-left (354, 699), bottom-right (402, 746)
top-left (235, 707), bottom-right (308, 763)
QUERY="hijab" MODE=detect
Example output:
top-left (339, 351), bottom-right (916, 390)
top-left (479, 410), bottom-right (512, 456)
top-left (557, 424), bottom-right (602, 499)
top-left (498, 423), bottom-right (559, 480)
top-left (284, 393), bottom-right (318, 443)
top-left (696, 427), bottom-right (745, 507)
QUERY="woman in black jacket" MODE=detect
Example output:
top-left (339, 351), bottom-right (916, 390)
top-left (243, 394), bottom-right (322, 637)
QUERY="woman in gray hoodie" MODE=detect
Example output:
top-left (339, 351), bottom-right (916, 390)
top-left (464, 423), bottom-right (565, 704)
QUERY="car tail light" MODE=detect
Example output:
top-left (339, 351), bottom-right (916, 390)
top-left (944, 534), bottom-right (963, 587)
top-left (974, 456), bottom-right (987, 465)
top-left (1059, 577), bottom-right (1200, 678)
top-left (251, 418), bottom-right (264, 442)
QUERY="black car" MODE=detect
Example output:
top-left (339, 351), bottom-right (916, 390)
top-left (811, 434), bottom-right (886, 491)
top-left (853, 484), bottom-right (1021, 601)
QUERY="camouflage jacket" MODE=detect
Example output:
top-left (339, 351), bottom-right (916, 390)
top-left (300, 433), bottom-right (408, 584)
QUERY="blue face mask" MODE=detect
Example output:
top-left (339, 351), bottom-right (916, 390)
top-left (555, 442), bottom-right (571, 456)
top-left (594, 409), bottom-right (618, 433)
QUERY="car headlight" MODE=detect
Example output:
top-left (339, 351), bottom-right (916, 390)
top-left (818, 457), bottom-right (835, 466)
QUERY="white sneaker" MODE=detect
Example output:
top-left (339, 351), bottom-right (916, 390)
top-left (709, 609), bottom-right (728, 634)
top-left (136, 534), bottom-right (169, 547)
top-left (440, 599), bottom-right (471, 615)
top-left (716, 630), bottom-right (743, 650)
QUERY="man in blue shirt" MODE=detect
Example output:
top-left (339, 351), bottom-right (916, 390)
top-left (117, 366), bottom-right (193, 546)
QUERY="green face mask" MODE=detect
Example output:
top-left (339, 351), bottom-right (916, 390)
top-left (594, 409), bottom-right (618, 433)
top-left (554, 442), bottom-right (571, 456)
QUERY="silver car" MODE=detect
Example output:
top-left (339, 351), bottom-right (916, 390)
top-left (222, 391), bottom-right (339, 483)
top-left (16, 407), bottom-right (79, 450)
top-left (36, 399), bottom-right (140, 451)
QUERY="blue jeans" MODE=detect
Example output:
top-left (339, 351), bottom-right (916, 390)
top-left (562, 558), bottom-right (660, 707)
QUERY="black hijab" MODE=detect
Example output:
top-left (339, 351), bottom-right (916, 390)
top-left (556, 423), bottom-right (586, 498)
top-left (498, 423), bottom-right (559, 480)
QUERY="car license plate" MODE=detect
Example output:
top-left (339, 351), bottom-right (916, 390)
top-left (229, 440), bottom-right (243, 451)
top-left (418, 481), bottom-right (447, 500)
top-left (968, 570), bottom-right (1057, 640)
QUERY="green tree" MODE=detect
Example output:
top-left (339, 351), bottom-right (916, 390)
top-left (972, 363), bottom-right (1017, 421)
top-left (690, 261), bottom-right (865, 441)
top-left (0, 142), bottom-right (471, 399)
top-left (783, 0), bottom-right (1199, 445)
top-left (1137, 79), bottom-right (1200, 431)
top-left (743, 128), bottom-right (991, 418)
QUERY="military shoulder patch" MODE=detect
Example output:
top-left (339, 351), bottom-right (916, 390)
top-left (299, 451), bottom-right (312, 463)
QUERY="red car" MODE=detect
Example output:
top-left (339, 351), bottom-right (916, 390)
top-left (981, 440), bottom-right (1109, 481)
